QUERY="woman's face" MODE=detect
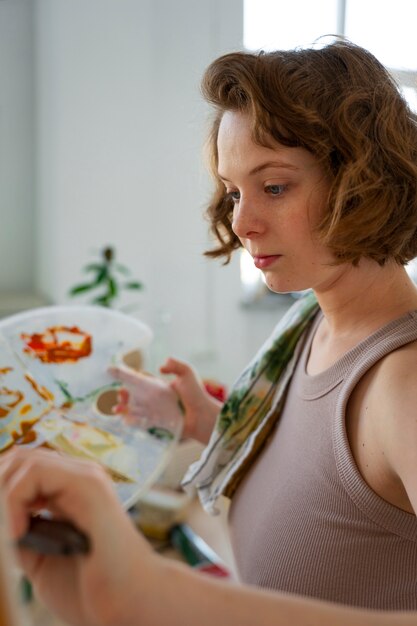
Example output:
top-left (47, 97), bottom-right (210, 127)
top-left (217, 111), bottom-right (342, 294)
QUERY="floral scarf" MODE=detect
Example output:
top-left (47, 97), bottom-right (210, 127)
top-left (182, 291), bottom-right (320, 514)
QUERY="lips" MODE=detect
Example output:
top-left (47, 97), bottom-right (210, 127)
top-left (252, 255), bottom-right (282, 269)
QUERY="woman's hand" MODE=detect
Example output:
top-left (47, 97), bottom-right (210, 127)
top-left (0, 448), bottom-right (156, 626)
top-left (109, 357), bottom-right (222, 444)
top-left (0, 451), bottom-right (401, 626)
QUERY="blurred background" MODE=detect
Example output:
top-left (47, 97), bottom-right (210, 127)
top-left (1, 0), bottom-right (416, 387)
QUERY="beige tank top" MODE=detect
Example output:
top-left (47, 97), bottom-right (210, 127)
top-left (229, 310), bottom-right (417, 609)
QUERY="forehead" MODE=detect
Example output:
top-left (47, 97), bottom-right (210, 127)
top-left (217, 111), bottom-right (258, 154)
top-left (217, 111), bottom-right (319, 176)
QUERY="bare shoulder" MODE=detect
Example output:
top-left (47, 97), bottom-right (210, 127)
top-left (346, 339), bottom-right (417, 513)
top-left (370, 339), bottom-right (417, 407)
top-left (367, 340), bottom-right (417, 507)
top-left (365, 339), bottom-right (417, 441)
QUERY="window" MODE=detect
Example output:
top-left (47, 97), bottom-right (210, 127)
top-left (244, 0), bottom-right (417, 111)
top-left (244, 0), bottom-right (339, 53)
top-left (241, 0), bottom-right (417, 297)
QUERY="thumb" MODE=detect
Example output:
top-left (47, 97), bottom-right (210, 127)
top-left (108, 365), bottom-right (152, 386)
top-left (159, 357), bottom-right (193, 378)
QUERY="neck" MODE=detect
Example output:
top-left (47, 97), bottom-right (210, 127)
top-left (312, 259), bottom-right (417, 339)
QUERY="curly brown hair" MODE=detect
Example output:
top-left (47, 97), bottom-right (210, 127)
top-left (202, 40), bottom-right (417, 266)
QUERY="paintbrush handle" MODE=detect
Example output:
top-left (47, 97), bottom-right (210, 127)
top-left (17, 516), bottom-right (90, 556)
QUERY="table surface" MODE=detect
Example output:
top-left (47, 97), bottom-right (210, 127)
top-left (27, 495), bottom-right (237, 626)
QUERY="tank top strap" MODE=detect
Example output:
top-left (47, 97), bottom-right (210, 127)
top-left (333, 310), bottom-right (417, 542)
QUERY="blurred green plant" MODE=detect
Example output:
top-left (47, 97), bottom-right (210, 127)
top-left (69, 246), bottom-right (143, 308)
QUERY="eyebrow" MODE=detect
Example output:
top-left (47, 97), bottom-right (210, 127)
top-left (218, 160), bottom-right (299, 181)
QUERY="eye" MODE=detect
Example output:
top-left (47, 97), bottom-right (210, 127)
top-left (226, 190), bottom-right (241, 203)
top-left (265, 184), bottom-right (286, 196)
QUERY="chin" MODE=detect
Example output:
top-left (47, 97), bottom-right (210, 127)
top-left (265, 276), bottom-right (310, 295)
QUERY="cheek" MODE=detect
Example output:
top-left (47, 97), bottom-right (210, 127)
top-left (284, 213), bottom-right (316, 247)
top-left (308, 186), bottom-right (331, 228)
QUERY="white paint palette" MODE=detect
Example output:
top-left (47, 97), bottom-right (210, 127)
top-left (0, 306), bottom-right (182, 508)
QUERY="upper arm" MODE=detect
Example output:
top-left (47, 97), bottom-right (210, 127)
top-left (374, 344), bottom-right (417, 514)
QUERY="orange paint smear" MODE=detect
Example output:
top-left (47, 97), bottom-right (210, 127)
top-left (19, 404), bottom-right (32, 416)
top-left (21, 326), bottom-right (92, 363)
top-left (0, 387), bottom-right (24, 419)
top-left (18, 429), bottom-right (37, 445)
top-left (24, 373), bottom-right (54, 403)
top-left (0, 367), bottom-right (12, 376)
top-left (20, 420), bottom-right (35, 434)
top-left (10, 419), bottom-right (39, 446)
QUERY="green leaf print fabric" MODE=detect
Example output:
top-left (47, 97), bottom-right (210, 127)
top-left (182, 291), bottom-right (319, 514)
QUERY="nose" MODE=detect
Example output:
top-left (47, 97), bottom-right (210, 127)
top-left (231, 195), bottom-right (263, 239)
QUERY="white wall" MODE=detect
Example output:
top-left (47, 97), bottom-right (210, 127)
top-left (0, 0), bottom-right (288, 387)
top-left (0, 0), bottom-right (35, 292)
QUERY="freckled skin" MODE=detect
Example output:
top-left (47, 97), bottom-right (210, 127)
top-left (217, 111), bottom-right (343, 295)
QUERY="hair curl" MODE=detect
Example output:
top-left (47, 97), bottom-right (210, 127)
top-left (202, 40), bottom-right (417, 266)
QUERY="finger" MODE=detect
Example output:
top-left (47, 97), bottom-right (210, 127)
top-left (118, 387), bottom-right (129, 403)
top-left (0, 448), bottom-right (60, 490)
top-left (112, 403), bottom-right (127, 415)
top-left (113, 401), bottom-right (149, 417)
top-left (0, 447), bottom-right (88, 484)
top-left (159, 357), bottom-right (192, 377)
top-left (2, 451), bottom-right (112, 538)
top-left (108, 365), bottom-right (153, 386)
top-left (113, 403), bottom-right (147, 416)
top-left (111, 387), bottom-right (130, 413)
top-left (3, 463), bottom-right (62, 538)
top-left (122, 414), bottom-right (147, 427)
top-left (14, 545), bottom-right (45, 581)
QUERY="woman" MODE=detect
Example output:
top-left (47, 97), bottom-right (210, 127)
top-left (2, 39), bottom-right (417, 625)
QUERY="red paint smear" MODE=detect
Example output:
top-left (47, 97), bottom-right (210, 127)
top-left (195, 563), bottom-right (230, 578)
top-left (21, 326), bottom-right (92, 364)
top-left (203, 380), bottom-right (227, 403)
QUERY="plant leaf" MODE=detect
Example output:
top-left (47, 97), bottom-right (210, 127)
top-left (92, 294), bottom-right (112, 307)
top-left (93, 265), bottom-right (109, 285)
top-left (124, 281), bottom-right (143, 290)
top-left (69, 282), bottom-right (95, 296)
top-left (107, 276), bottom-right (118, 298)
top-left (69, 247), bottom-right (144, 306)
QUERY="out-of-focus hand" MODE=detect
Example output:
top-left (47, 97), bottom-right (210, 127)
top-left (0, 448), bottom-right (156, 626)
top-left (109, 357), bottom-right (222, 444)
